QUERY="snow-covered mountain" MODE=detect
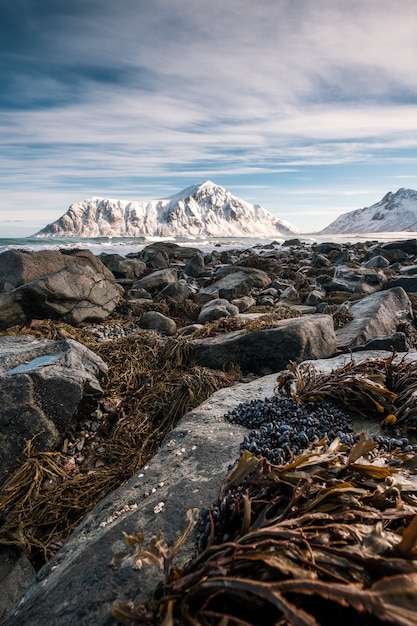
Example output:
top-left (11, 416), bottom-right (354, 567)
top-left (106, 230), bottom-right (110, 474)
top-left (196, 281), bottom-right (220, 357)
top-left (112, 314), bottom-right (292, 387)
top-left (33, 181), bottom-right (298, 238)
top-left (319, 188), bottom-right (417, 235)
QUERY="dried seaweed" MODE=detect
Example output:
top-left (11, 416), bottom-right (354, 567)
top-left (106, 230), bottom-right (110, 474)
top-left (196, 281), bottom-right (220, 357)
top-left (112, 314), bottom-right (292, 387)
top-left (111, 438), bottom-right (417, 625)
top-left (0, 323), bottom-right (238, 565)
top-left (275, 353), bottom-right (417, 426)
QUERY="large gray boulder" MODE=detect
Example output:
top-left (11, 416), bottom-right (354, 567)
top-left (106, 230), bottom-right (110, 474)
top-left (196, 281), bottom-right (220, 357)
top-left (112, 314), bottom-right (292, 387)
top-left (0, 249), bottom-right (116, 289)
top-left (335, 286), bottom-right (413, 350)
top-left (190, 314), bottom-right (337, 374)
top-left (0, 335), bottom-right (107, 474)
top-left (0, 250), bottom-right (124, 328)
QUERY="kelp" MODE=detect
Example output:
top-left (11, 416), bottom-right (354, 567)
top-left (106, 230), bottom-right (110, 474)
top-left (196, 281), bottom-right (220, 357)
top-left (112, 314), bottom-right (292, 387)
top-left (111, 437), bottom-right (417, 625)
top-left (275, 352), bottom-right (417, 426)
top-left (191, 308), bottom-right (302, 339)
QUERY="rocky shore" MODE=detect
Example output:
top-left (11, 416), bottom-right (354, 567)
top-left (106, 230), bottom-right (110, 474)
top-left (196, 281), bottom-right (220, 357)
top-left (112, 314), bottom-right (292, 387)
top-left (2, 237), bottom-right (417, 624)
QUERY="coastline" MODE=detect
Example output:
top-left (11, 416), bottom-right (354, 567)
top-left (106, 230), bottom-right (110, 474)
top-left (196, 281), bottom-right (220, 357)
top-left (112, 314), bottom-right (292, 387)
top-left (0, 231), bottom-right (416, 257)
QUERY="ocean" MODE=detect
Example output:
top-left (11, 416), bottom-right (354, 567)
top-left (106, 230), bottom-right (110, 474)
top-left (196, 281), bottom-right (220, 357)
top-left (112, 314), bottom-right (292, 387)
top-left (0, 232), bottom-right (414, 256)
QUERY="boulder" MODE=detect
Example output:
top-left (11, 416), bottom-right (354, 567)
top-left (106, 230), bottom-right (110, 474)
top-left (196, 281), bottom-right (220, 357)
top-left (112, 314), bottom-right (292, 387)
top-left (130, 269), bottom-right (178, 295)
top-left (1, 376), bottom-right (275, 626)
top-left (387, 276), bottom-right (417, 292)
top-left (183, 252), bottom-right (206, 278)
top-left (0, 251), bottom-right (123, 328)
top-left (99, 253), bottom-right (146, 280)
top-left (0, 249), bottom-right (116, 289)
top-left (231, 295), bottom-right (256, 312)
top-left (190, 314), bottom-right (337, 374)
top-left (197, 271), bottom-right (255, 302)
top-left (335, 286), bottom-right (413, 350)
top-left (155, 281), bottom-right (192, 303)
top-left (215, 265), bottom-right (271, 289)
top-left (138, 311), bottom-right (177, 336)
top-left (0, 335), bottom-right (107, 474)
top-left (197, 299), bottom-right (240, 324)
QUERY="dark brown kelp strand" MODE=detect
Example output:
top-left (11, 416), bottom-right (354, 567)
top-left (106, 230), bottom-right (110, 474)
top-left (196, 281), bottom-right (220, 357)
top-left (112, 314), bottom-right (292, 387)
top-left (111, 437), bottom-right (417, 625)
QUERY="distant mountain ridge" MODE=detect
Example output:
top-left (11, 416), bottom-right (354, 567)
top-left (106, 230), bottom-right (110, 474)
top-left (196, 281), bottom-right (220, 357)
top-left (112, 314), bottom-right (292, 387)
top-left (33, 181), bottom-right (299, 238)
top-left (319, 188), bottom-right (417, 234)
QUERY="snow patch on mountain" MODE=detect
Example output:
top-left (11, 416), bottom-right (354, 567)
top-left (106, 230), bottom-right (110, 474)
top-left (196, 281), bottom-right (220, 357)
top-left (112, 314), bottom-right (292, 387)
top-left (319, 189), bottom-right (417, 235)
top-left (33, 181), bottom-right (299, 238)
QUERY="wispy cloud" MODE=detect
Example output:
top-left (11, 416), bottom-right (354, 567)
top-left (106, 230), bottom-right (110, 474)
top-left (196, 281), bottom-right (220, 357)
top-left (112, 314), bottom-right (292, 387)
top-left (1, 0), bottom-right (417, 235)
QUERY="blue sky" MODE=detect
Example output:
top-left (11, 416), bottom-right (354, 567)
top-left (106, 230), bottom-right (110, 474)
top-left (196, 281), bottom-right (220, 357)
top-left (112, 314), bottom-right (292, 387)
top-left (2, 0), bottom-right (417, 237)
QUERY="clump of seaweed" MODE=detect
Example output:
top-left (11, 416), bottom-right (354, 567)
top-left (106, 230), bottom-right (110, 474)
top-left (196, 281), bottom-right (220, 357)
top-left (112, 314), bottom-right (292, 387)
top-left (323, 304), bottom-right (354, 328)
top-left (192, 307), bottom-right (302, 339)
top-left (0, 322), bottom-right (238, 566)
top-left (191, 317), bottom-right (247, 338)
top-left (111, 437), bottom-right (417, 625)
top-left (274, 352), bottom-right (417, 427)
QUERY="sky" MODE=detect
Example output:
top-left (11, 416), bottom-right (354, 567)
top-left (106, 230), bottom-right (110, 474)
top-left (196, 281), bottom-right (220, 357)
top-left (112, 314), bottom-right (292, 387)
top-left (2, 0), bottom-right (417, 237)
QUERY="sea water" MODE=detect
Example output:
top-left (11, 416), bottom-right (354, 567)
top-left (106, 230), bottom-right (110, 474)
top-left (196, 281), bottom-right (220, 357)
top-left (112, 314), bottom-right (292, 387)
top-left (0, 232), bottom-right (414, 256)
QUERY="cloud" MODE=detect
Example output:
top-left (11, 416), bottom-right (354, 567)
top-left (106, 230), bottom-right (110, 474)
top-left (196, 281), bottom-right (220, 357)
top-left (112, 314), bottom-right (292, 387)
top-left (2, 0), bottom-right (417, 235)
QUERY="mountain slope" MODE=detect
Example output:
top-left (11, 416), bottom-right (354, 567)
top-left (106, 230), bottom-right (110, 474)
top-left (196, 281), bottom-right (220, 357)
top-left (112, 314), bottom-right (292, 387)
top-left (33, 181), bottom-right (298, 238)
top-left (319, 188), bottom-right (417, 234)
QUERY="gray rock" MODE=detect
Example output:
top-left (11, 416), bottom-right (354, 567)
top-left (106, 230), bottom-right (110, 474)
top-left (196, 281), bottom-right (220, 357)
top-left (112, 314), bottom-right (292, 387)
top-left (197, 271), bottom-right (254, 302)
top-left (99, 253), bottom-right (146, 279)
top-left (190, 314), bottom-right (337, 374)
top-left (231, 295), bottom-right (256, 312)
top-left (0, 549), bottom-right (36, 622)
top-left (387, 276), bottom-right (417, 292)
top-left (197, 298), bottom-right (240, 324)
top-left (0, 335), bottom-right (107, 473)
top-left (215, 265), bottom-right (271, 289)
top-left (0, 250), bottom-right (124, 328)
top-left (138, 311), bottom-right (177, 336)
top-left (355, 332), bottom-right (409, 352)
top-left (278, 285), bottom-right (299, 303)
top-left (131, 269), bottom-right (178, 295)
top-left (17, 263), bottom-right (123, 326)
top-left (304, 287), bottom-right (326, 306)
top-left (364, 255), bottom-right (390, 269)
top-left (183, 252), bottom-right (206, 278)
top-left (335, 286), bottom-right (413, 350)
top-left (155, 281), bottom-right (192, 303)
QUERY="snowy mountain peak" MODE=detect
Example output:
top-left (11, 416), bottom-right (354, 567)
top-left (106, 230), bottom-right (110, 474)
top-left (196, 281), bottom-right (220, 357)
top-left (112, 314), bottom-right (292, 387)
top-left (319, 188), bottom-right (417, 235)
top-left (33, 182), bottom-right (299, 239)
